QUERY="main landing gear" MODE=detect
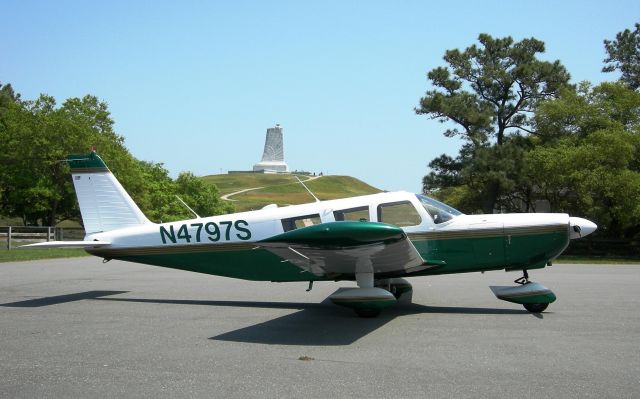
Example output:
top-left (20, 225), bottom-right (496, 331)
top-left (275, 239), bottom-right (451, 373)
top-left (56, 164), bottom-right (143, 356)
top-left (490, 270), bottom-right (557, 313)
top-left (328, 268), bottom-right (414, 317)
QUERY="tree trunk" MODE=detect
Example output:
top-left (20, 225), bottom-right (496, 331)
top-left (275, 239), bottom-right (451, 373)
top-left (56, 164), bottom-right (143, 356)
top-left (482, 181), bottom-right (499, 213)
top-left (46, 199), bottom-right (58, 227)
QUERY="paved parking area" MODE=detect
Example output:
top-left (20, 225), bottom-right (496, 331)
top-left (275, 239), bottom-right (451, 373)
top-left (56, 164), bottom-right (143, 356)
top-left (1, 257), bottom-right (638, 398)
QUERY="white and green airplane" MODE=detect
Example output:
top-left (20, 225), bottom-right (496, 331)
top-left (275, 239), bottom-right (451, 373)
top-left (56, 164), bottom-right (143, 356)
top-left (27, 150), bottom-right (597, 317)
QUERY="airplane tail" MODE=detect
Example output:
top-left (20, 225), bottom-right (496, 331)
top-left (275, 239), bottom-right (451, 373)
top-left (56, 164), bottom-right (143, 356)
top-left (67, 150), bottom-right (151, 234)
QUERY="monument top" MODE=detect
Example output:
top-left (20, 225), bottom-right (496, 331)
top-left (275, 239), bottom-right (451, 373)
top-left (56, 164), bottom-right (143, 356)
top-left (253, 124), bottom-right (289, 173)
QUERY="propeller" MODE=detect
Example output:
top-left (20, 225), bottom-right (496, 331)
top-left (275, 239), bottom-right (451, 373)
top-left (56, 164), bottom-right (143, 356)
top-left (569, 217), bottom-right (597, 239)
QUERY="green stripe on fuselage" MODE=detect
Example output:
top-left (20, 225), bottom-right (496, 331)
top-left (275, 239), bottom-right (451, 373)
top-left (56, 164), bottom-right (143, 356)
top-left (89, 227), bottom-right (570, 281)
top-left (98, 248), bottom-right (317, 282)
top-left (410, 228), bottom-right (569, 275)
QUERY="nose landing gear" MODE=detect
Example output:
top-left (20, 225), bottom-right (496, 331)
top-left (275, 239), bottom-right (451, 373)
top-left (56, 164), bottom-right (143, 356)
top-left (514, 269), bottom-right (530, 286)
top-left (490, 270), bottom-right (556, 313)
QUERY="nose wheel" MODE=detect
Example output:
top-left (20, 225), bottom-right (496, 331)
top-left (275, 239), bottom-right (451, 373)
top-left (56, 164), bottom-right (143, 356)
top-left (490, 270), bottom-right (556, 313)
top-left (523, 302), bottom-right (549, 312)
top-left (517, 270), bottom-right (552, 313)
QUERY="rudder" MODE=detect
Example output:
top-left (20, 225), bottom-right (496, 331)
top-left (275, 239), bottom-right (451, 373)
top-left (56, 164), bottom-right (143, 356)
top-left (68, 150), bottom-right (150, 234)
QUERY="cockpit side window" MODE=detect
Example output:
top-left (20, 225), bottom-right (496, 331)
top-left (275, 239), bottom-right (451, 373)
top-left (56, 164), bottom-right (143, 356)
top-left (281, 214), bottom-right (321, 232)
top-left (334, 206), bottom-right (369, 222)
top-left (377, 201), bottom-right (422, 227)
top-left (416, 194), bottom-right (462, 224)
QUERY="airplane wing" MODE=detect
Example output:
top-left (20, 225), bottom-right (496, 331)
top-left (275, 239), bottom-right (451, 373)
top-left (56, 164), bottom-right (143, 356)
top-left (258, 221), bottom-right (438, 277)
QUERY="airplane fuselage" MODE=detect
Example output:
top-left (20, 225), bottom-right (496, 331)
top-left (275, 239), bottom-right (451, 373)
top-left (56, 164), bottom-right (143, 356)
top-left (85, 191), bottom-right (573, 282)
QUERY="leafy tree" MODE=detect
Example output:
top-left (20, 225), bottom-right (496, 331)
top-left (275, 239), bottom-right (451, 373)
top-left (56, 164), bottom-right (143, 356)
top-left (417, 34), bottom-right (570, 212)
top-left (0, 93), bottom-right (140, 225)
top-left (603, 23), bottom-right (640, 90)
top-left (0, 86), bottom-right (231, 226)
top-left (526, 82), bottom-right (640, 237)
top-left (0, 82), bottom-right (20, 121)
top-left (423, 138), bottom-right (534, 213)
top-left (133, 160), bottom-right (184, 223)
top-left (175, 171), bottom-right (233, 218)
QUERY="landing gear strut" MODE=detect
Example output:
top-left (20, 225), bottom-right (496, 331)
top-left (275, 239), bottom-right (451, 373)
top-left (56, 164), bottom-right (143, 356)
top-left (375, 278), bottom-right (413, 302)
top-left (514, 270), bottom-right (530, 285)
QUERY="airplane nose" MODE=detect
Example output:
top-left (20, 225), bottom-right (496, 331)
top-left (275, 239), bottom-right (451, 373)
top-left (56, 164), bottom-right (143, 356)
top-left (569, 217), bottom-right (598, 239)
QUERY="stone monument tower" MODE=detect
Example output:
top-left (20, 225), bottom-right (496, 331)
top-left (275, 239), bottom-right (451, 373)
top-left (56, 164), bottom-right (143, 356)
top-left (253, 124), bottom-right (289, 173)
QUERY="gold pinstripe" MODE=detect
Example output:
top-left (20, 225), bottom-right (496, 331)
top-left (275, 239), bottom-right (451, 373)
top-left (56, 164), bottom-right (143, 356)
top-left (408, 223), bottom-right (567, 240)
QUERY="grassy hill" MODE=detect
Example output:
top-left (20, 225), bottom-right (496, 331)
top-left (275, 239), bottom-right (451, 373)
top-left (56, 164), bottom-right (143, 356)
top-left (201, 173), bottom-right (381, 212)
top-left (201, 173), bottom-right (303, 196)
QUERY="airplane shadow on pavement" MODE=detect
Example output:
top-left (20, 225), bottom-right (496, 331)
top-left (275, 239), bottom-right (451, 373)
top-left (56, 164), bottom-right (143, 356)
top-left (91, 290), bottom-right (533, 346)
top-left (208, 300), bottom-right (532, 346)
top-left (91, 295), bottom-right (531, 346)
top-left (1, 290), bottom-right (535, 346)
top-left (0, 290), bottom-right (129, 307)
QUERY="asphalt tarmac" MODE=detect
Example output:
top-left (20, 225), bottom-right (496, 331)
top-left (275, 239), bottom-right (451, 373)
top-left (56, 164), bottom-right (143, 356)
top-left (1, 257), bottom-right (638, 398)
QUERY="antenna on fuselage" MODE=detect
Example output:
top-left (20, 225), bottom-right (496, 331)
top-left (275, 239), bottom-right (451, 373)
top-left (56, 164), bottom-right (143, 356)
top-left (295, 175), bottom-right (320, 202)
top-left (175, 195), bottom-right (201, 219)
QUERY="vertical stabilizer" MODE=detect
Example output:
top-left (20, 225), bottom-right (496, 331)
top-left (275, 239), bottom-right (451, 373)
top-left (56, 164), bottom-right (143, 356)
top-left (67, 151), bottom-right (150, 234)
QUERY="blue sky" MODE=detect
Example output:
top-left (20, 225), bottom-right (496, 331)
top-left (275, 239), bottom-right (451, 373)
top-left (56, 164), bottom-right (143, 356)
top-left (2, 1), bottom-right (638, 192)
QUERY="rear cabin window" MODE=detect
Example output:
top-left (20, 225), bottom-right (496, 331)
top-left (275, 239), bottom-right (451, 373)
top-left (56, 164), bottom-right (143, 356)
top-left (281, 214), bottom-right (321, 232)
top-left (333, 206), bottom-right (369, 222)
top-left (377, 201), bottom-right (422, 227)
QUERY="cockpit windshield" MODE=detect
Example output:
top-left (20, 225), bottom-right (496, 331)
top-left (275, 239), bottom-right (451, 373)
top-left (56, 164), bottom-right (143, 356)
top-left (416, 194), bottom-right (463, 224)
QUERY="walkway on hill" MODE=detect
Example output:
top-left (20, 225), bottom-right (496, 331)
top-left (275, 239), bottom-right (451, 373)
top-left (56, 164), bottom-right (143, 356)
top-left (221, 175), bottom-right (322, 202)
top-left (221, 187), bottom-right (264, 202)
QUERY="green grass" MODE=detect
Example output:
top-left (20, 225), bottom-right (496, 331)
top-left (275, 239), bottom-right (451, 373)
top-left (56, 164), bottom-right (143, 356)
top-left (201, 173), bottom-right (306, 195)
top-left (232, 176), bottom-right (381, 211)
top-left (0, 246), bottom-right (89, 263)
top-left (306, 176), bottom-right (381, 197)
top-left (202, 173), bottom-right (381, 212)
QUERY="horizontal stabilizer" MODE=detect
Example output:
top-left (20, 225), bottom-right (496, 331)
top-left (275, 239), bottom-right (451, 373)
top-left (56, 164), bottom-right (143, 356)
top-left (20, 241), bottom-right (111, 249)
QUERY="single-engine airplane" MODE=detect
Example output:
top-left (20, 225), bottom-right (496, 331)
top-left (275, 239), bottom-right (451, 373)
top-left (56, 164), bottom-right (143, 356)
top-left (26, 150), bottom-right (597, 317)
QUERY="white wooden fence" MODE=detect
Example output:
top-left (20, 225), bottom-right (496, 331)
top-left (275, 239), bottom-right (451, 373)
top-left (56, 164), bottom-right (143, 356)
top-left (0, 226), bottom-right (85, 250)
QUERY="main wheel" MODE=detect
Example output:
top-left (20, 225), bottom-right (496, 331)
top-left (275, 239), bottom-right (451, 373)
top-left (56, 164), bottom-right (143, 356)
top-left (524, 303), bottom-right (549, 313)
top-left (355, 308), bottom-right (381, 318)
